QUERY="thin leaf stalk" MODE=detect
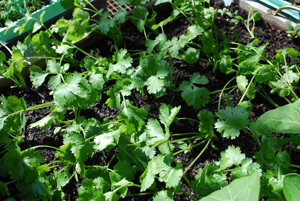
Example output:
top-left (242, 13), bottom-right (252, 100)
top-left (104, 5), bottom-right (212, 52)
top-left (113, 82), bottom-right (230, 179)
top-left (169, 135), bottom-right (202, 143)
top-left (173, 140), bottom-right (208, 157)
top-left (238, 72), bottom-right (256, 105)
top-left (218, 76), bottom-right (236, 110)
top-left (257, 87), bottom-right (279, 108)
top-left (183, 139), bottom-right (211, 175)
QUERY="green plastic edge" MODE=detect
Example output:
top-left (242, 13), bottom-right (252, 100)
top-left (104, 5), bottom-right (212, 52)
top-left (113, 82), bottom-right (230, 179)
top-left (255, 0), bottom-right (300, 21)
top-left (0, 0), bottom-right (67, 43)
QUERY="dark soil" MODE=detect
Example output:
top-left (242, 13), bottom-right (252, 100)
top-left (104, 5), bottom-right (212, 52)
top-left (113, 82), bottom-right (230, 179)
top-left (2, 0), bottom-right (300, 200)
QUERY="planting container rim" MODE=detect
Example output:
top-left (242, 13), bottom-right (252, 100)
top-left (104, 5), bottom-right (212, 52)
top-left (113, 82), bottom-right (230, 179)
top-left (0, 0), bottom-right (68, 44)
top-left (235, 0), bottom-right (300, 35)
top-left (254, 0), bottom-right (300, 21)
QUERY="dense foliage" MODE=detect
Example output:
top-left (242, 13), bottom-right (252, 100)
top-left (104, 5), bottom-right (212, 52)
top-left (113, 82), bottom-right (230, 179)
top-left (1, 0), bottom-right (300, 200)
top-left (0, 0), bottom-right (51, 27)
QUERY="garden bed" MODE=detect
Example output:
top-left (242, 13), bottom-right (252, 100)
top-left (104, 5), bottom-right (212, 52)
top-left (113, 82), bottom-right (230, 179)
top-left (1, 0), bottom-right (300, 200)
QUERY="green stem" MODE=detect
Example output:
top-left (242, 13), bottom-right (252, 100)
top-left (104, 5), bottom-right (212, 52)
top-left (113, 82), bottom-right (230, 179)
top-left (291, 164), bottom-right (300, 169)
top-left (258, 88), bottom-right (279, 108)
top-left (131, 183), bottom-right (142, 188)
top-left (283, 96), bottom-right (292, 104)
top-left (244, 128), bottom-right (261, 147)
top-left (218, 77), bottom-right (236, 110)
top-left (29, 145), bottom-right (64, 155)
top-left (173, 140), bottom-right (207, 156)
top-left (0, 40), bottom-right (12, 55)
top-left (8, 102), bottom-right (54, 117)
top-left (238, 73), bottom-right (256, 105)
top-left (107, 151), bottom-right (117, 167)
top-left (184, 139), bottom-right (211, 175)
top-left (169, 135), bottom-right (202, 143)
top-left (126, 192), bottom-right (155, 197)
top-left (171, 133), bottom-right (202, 136)
top-left (177, 117), bottom-right (199, 124)
top-left (66, 42), bottom-right (99, 61)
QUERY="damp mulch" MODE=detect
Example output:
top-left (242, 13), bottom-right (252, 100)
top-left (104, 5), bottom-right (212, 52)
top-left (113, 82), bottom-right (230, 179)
top-left (2, 0), bottom-right (300, 200)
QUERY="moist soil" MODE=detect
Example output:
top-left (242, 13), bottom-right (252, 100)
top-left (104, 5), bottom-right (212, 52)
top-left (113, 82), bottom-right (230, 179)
top-left (2, 0), bottom-right (300, 200)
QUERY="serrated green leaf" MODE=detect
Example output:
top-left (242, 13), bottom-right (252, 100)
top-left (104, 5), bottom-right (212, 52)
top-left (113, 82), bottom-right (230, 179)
top-left (110, 160), bottom-right (137, 183)
top-left (107, 49), bottom-right (132, 78)
top-left (231, 158), bottom-right (262, 179)
top-left (186, 24), bottom-right (204, 40)
top-left (94, 128), bottom-right (120, 151)
top-left (192, 163), bottom-right (227, 197)
top-left (145, 75), bottom-right (165, 94)
top-left (99, 12), bottom-right (115, 34)
top-left (146, 118), bottom-right (166, 146)
top-left (49, 75), bottom-right (62, 90)
top-left (140, 169), bottom-right (155, 192)
top-left (215, 106), bottom-right (249, 139)
top-left (56, 171), bottom-right (70, 191)
top-left (63, 132), bottom-right (93, 161)
top-left (53, 73), bottom-right (100, 109)
top-left (141, 155), bottom-right (183, 191)
top-left (131, 6), bottom-right (149, 32)
top-left (181, 47), bottom-right (200, 64)
top-left (197, 109), bottom-right (215, 134)
top-left (153, 190), bottom-right (173, 201)
top-left (29, 65), bottom-right (48, 88)
top-left (218, 145), bottom-right (246, 170)
top-left (77, 177), bottom-right (107, 201)
top-left (29, 115), bottom-right (53, 130)
top-left (159, 163), bottom-right (183, 188)
top-left (159, 103), bottom-right (181, 128)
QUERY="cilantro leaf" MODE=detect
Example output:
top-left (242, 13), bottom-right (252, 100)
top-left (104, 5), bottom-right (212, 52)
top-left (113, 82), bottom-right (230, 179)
top-left (192, 163), bottom-right (227, 197)
top-left (29, 115), bottom-right (53, 130)
top-left (269, 71), bottom-right (299, 97)
top-left (145, 33), bottom-right (167, 54)
top-left (77, 177), bottom-right (107, 201)
top-left (153, 190), bottom-right (173, 201)
top-left (63, 132), bottom-right (94, 162)
top-left (140, 155), bottom-right (183, 191)
top-left (181, 47), bottom-right (200, 64)
top-left (145, 118), bottom-right (167, 146)
top-left (29, 65), bottom-right (48, 88)
top-left (53, 73), bottom-right (101, 109)
top-left (159, 104), bottom-right (181, 128)
top-left (231, 158), bottom-right (262, 179)
top-left (179, 73), bottom-right (210, 109)
top-left (98, 12), bottom-right (115, 34)
top-left (131, 6), bottom-right (149, 32)
top-left (133, 55), bottom-right (171, 95)
top-left (217, 145), bottom-right (246, 170)
top-left (197, 109), bottom-right (215, 134)
top-left (215, 106), bottom-right (249, 139)
top-left (109, 160), bottom-right (137, 183)
top-left (107, 49), bottom-right (133, 79)
top-left (236, 75), bottom-right (255, 99)
top-left (94, 128), bottom-right (121, 152)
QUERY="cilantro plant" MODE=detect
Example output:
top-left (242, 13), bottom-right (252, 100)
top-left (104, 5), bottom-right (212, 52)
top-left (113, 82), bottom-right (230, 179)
top-left (1, 0), bottom-right (300, 200)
